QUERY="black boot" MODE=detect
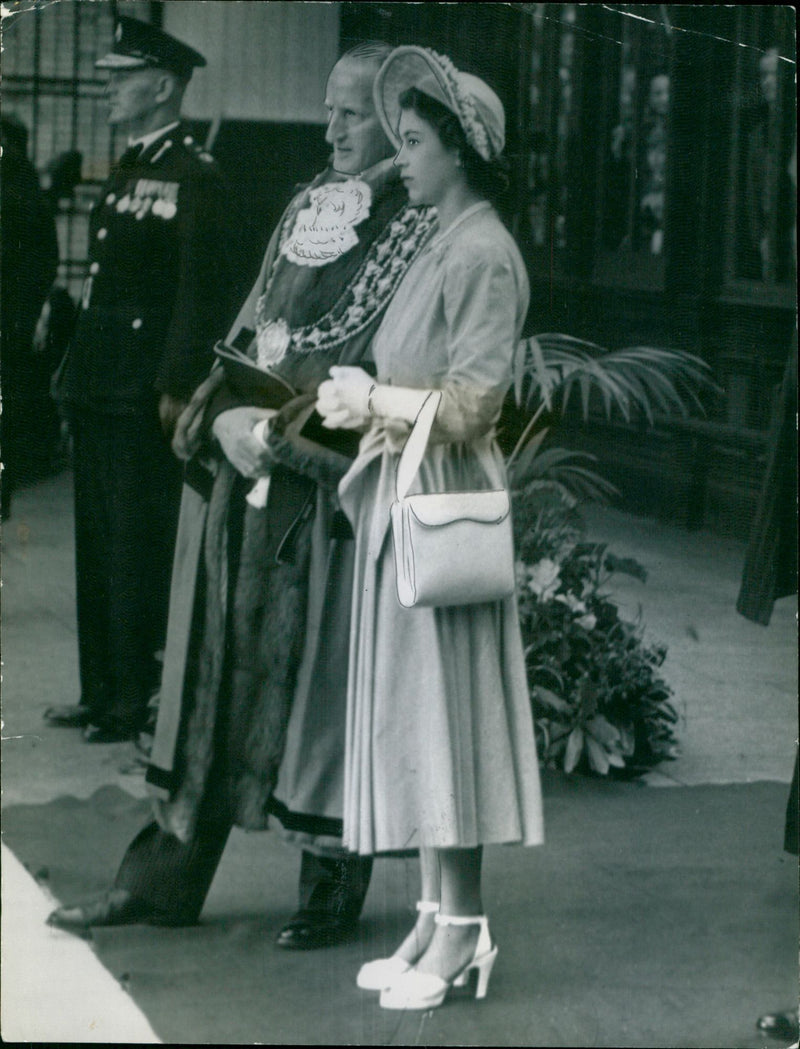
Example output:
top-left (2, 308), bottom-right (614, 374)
top-left (276, 850), bottom-right (373, 949)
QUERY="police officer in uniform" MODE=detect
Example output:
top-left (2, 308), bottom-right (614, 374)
top-left (46, 17), bottom-right (235, 742)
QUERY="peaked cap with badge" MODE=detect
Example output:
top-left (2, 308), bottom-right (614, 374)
top-left (60, 21), bottom-right (230, 411)
top-left (96, 15), bottom-right (206, 79)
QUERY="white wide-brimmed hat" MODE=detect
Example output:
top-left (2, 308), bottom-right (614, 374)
top-left (374, 46), bottom-right (505, 162)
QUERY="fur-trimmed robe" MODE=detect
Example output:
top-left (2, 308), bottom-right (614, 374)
top-left (146, 162), bottom-right (436, 843)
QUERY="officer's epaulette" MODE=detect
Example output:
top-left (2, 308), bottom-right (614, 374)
top-left (181, 134), bottom-right (215, 164)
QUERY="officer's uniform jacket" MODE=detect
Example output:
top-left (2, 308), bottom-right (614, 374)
top-left (60, 125), bottom-right (232, 414)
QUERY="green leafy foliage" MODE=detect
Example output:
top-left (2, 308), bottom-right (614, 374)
top-left (503, 333), bottom-right (706, 773)
top-left (513, 489), bottom-right (680, 777)
top-left (507, 333), bottom-right (716, 500)
top-left (514, 334), bottom-right (713, 426)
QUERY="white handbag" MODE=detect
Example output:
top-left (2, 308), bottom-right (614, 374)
top-left (390, 391), bottom-right (516, 608)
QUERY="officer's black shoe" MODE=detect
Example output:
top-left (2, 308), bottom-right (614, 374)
top-left (47, 889), bottom-right (195, 936)
top-left (756, 1010), bottom-right (799, 1041)
top-left (276, 910), bottom-right (358, 950)
top-left (43, 704), bottom-right (91, 728)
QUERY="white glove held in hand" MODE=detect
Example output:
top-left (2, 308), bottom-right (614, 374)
top-left (317, 365), bottom-right (374, 429)
top-left (212, 406), bottom-right (276, 478)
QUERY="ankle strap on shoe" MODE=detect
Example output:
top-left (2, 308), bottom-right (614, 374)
top-left (434, 913), bottom-right (487, 927)
top-left (416, 900), bottom-right (440, 914)
top-left (435, 913), bottom-right (492, 956)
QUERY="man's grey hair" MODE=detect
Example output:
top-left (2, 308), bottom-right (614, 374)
top-left (339, 40), bottom-right (393, 71)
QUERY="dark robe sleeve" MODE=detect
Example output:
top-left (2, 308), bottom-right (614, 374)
top-left (155, 161), bottom-right (237, 401)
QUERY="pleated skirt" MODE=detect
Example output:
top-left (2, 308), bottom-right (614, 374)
top-left (340, 443), bottom-right (545, 856)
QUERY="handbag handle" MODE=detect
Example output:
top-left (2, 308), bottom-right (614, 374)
top-left (395, 391), bottom-right (443, 501)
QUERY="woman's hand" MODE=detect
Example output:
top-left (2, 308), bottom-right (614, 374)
top-left (317, 365), bottom-right (374, 429)
top-left (211, 406), bottom-right (277, 478)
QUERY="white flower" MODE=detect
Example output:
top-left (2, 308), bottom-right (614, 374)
top-left (555, 592), bottom-right (587, 614)
top-left (576, 613), bottom-right (597, 631)
top-left (515, 560), bottom-right (529, 590)
top-left (527, 558), bottom-right (561, 602)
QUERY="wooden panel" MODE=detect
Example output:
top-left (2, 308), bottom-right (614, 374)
top-left (182, 117), bottom-right (330, 307)
top-left (721, 6), bottom-right (796, 297)
top-left (556, 417), bottom-right (767, 538)
top-left (163, 1), bottom-right (340, 124)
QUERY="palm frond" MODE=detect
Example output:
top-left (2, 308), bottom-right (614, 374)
top-left (507, 422), bottom-right (549, 473)
top-left (514, 334), bottom-right (716, 425)
top-left (509, 448), bottom-right (619, 504)
top-left (507, 333), bottom-right (715, 509)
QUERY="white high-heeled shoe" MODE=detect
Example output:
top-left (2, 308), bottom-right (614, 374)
top-left (379, 913), bottom-right (498, 1010)
top-left (356, 901), bottom-right (439, 991)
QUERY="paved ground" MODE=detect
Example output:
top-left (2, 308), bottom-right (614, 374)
top-left (2, 843), bottom-right (161, 1043)
top-left (581, 504), bottom-right (797, 787)
top-left (1, 469), bottom-right (797, 1045)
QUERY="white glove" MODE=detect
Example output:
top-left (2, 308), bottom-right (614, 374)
top-left (212, 406), bottom-right (276, 478)
top-left (317, 365), bottom-right (374, 429)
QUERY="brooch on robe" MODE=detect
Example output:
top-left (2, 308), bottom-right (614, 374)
top-left (280, 180), bottom-right (372, 268)
top-left (256, 318), bottom-right (292, 367)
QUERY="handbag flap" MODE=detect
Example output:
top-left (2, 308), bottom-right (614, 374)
top-left (404, 489), bottom-right (510, 527)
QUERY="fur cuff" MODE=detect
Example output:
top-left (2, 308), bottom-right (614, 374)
top-left (266, 395), bottom-right (360, 490)
top-left (172, 366), bottom-right (226, 461)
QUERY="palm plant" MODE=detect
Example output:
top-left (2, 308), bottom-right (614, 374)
top-left (506, 333), bottom-right (715, 777)
top-left (505, 333), bottom-right (716, 501)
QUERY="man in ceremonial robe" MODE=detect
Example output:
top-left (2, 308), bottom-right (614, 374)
top-left (49, 41), bottom-right (437, 949)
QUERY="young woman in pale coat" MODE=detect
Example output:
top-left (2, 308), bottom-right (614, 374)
top-left (317, 46), bottom-right (544, 1010)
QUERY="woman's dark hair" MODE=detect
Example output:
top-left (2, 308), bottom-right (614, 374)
top-left (398, 86), bottom-right (510, 208)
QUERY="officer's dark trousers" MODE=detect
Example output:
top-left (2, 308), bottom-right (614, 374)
top-left (72, 408), bottom-right (183, 733)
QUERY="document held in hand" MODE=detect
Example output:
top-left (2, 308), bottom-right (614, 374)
top-left (213, 327), bottom-right (296, 410)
